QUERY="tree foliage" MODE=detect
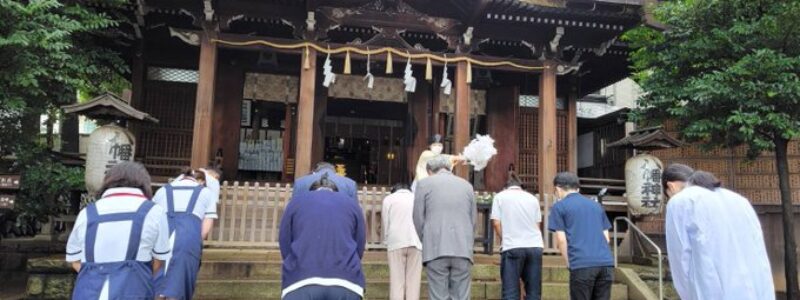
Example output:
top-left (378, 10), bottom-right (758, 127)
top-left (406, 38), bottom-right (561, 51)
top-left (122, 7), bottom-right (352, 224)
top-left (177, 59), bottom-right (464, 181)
top-left (625, 0), bottom-right (800, 295)
top-left (625, 0), bottom-right (800, 154)
top-left (0, 0), bottom-right (129, 153)
top-left (0, 0), bottom-right (128, 237)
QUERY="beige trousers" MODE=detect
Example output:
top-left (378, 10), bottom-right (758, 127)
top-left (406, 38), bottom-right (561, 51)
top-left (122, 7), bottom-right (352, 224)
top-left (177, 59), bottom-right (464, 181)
top-left (387, 247), bottom-right (423, 300)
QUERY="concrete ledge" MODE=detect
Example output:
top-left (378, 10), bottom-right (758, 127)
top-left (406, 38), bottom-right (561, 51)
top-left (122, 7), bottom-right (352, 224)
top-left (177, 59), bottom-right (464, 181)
top-left (616, 267), bottom-right (659, 300)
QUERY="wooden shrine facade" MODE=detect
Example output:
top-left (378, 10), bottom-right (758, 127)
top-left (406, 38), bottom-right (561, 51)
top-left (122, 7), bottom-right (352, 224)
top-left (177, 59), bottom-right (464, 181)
top-left (118, 0), bottom-right (644, 194)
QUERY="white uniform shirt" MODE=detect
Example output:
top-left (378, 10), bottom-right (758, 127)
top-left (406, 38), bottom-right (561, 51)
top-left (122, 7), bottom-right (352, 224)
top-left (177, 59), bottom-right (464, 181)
top-left (667, 185), bottom-right (774, 300)
top-left (490, 186), bottom-right (544, 251)
top-left (66, 187), bottom-right (171, 264)
top-left (201, 171), bottom-right (221, 205)
top-left (381, 189), bottom-right (422, 251)
top-left (152, 177), bottom-right (218, 220)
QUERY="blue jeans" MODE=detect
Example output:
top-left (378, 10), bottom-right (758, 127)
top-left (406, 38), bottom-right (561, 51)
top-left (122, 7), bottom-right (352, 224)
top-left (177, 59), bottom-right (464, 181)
top-left (500, 247), bottom-right (543, 300)
top-left (283, 285), bottom-right (362, 300)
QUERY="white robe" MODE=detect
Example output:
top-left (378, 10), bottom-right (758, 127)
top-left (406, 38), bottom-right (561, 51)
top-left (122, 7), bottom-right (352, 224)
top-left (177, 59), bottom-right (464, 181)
top-left (666, 186), bottom-right (774, 300)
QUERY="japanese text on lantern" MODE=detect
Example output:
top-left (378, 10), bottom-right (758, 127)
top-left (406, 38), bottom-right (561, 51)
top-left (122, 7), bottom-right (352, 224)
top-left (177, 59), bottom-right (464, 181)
top-left (640, 166), bottom-right (662, 208)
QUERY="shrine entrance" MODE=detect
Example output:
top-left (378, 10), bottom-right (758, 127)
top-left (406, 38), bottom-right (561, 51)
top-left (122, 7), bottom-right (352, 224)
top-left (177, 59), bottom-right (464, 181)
top-left (324, 98), bottom-right (408, 186)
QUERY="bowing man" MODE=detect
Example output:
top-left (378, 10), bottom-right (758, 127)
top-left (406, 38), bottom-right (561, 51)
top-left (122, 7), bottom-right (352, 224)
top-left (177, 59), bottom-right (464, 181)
top-left (153, 168), bottom-right (218, 299)
top-left (66, 162), bottom-right (171, 300)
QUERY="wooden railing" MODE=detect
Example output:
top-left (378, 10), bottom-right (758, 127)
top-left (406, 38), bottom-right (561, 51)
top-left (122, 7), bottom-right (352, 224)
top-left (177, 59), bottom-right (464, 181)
top-left (207, 181), bottom-right (509, 250)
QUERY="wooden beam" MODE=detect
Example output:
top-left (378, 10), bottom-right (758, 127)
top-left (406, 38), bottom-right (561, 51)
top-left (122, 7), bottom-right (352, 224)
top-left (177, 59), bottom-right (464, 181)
top-left (538, 62), bottom-right (557, 195)
top-left (168, 29), bottom-right (545, 71)
top-left (294, 48), bottom-right (317, 179)
top-left (468, 0), bottom-right (492, 25)
top-left (454, 61), bottom-right (471, 179)
top-left (190, 28), bottom-right (218, 169)
top-left (567, 80), bottom-right (578, 173)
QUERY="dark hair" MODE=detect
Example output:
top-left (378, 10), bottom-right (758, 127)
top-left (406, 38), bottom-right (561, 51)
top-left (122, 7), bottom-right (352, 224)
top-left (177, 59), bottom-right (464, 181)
top-left (506, 173), bottom-right (523, 189)
top-left (662, 163), bottom-right (694, 191)
top-left (314, 162), bottom-right (335, 172)
top-left (97, 162), bottom-right (153, 199)
top-left (688, 170), bottom-right (722, 191)
top-left (179, 167), bottom-right (206, 182)
top-left (310, 173), bottom-right (339, 192)
top-left (553, 172), bottom-right (580, 190)
top-left (391, 183), bottom-right (410, 193)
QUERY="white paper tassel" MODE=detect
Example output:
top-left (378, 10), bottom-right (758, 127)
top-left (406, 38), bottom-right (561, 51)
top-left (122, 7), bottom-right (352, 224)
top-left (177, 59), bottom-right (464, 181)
top-left (403, 55), bottom-right (416, 92)
top-left (323, 49), bottom-right (336, 88)
top-left (364, 49), bottom-right (374, 89)
top-left (461, 134), bottom-right (498, 171)
top-left (440, 58), bottom-right (452, 95)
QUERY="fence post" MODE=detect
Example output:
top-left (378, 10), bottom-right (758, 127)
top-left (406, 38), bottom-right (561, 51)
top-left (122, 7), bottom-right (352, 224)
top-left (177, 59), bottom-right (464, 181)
top-left (228, 181), bottom-right (240, 242)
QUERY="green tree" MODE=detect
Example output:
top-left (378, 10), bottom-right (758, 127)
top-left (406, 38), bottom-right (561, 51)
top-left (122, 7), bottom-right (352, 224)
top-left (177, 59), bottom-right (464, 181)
top-left (626, 0), bottom-right (800, 296)
top-left (0, 0), bottom-right (128, 153)
top-left (0, 0), bottom-right (128, 235)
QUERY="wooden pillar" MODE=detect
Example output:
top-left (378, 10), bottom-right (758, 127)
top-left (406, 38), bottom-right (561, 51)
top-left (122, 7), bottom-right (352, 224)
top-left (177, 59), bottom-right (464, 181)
top-left (294, 48), bottom-right (317, 179)
top-left (408, 80), bottom-right (432, 179)
top-left (212, 55), bottom-right (244, 179)
top-left (538, 62), bottom-right (557, 195)
top-left (454, 61), bottom-right (471, 178)
top-left (282, 104), bottom-right (294, 182)
top-left (486, 86), bottom-right (520, 191)
top-left (130, 40), bottom-right (145, 109)
top-left (567, 82), bottom-right (578, 173)
top-left (190, 29), bottom-right (218, 169)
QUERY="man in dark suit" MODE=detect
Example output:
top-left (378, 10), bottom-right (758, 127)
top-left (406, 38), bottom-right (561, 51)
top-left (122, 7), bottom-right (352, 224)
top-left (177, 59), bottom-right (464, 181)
top-left (413, 155), bottom-right (476, 300)
top-left (292, 162), bottom-right (358, 202)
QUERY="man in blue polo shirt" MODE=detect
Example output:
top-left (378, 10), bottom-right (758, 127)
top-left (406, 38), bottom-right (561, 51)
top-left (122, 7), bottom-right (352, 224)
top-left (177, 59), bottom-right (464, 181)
top-left (548, 172), bottom-right (614, 300)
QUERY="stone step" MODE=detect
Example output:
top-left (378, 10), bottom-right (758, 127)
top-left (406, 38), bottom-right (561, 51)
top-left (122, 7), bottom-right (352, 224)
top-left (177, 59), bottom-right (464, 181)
top-left (198, 261), bottom-right (571, 282)
top-left (194, 279), bottom-right (628, 300)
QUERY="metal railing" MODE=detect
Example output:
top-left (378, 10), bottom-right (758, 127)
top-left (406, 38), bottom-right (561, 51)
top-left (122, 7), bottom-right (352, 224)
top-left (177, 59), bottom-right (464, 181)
top-left (613, 216), bottom-right (663, 300)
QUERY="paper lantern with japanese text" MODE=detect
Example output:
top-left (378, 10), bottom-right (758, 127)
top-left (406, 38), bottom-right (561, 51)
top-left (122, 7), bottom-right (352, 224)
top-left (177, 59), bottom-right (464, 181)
top-left (625, 153), bottom-right (664, 215)
top-left (85, 124), bottom-right (136, 195)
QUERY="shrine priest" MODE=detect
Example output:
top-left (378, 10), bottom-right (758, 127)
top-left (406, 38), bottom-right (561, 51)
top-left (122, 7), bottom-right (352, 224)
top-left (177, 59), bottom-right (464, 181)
top-left (412, 134), bottom-right (464, 191)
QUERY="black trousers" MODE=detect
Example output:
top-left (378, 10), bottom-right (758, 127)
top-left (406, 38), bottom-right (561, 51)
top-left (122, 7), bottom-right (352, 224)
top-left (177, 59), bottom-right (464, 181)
top-left (569, 266), bottom-right (614, 300)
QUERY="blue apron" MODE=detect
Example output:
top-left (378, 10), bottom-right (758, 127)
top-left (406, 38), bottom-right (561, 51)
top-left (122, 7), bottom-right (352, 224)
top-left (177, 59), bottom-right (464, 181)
top-left (72, 201), bottom-right (156, 300)
top-left (155, 184), bottom-right (204, 300)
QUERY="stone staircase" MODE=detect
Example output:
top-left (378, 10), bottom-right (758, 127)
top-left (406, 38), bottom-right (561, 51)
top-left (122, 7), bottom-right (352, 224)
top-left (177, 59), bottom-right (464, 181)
top-left (24, 249), bottom-right (652, 299)
top-left (193, 249), bottom-right (629, 300)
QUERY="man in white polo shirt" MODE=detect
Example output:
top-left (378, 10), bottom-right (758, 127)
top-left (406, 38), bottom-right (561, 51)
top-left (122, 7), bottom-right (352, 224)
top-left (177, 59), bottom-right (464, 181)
top-left (491, 174), bottom-right (544, 300)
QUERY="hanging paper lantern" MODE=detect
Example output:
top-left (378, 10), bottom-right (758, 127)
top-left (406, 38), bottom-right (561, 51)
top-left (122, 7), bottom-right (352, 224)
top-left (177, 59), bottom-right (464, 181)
top-left (85, 124), bottom-right (136, 195)
top-left (625, 153), bottom-right (664, 215)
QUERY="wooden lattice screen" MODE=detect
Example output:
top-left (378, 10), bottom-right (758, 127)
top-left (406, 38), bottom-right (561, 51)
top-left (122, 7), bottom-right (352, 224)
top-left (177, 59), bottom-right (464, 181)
top-left (135, 80), bottom-right (197, 176)
top-left (518, 107), bottom-right (568, 192)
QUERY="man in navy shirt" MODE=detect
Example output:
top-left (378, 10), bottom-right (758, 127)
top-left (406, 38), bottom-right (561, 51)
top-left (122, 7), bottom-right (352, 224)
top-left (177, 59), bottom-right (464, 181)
top-left (548, 172), bottom-right (614, 300)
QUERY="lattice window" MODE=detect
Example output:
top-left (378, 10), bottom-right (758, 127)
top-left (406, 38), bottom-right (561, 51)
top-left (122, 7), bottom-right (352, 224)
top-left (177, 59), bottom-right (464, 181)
top-left (519, 95), bottom-right (567, 109)
top-left (518, 107), bottom-right (569, 192)
top-left (147, 67), bottom-right (198, 83)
